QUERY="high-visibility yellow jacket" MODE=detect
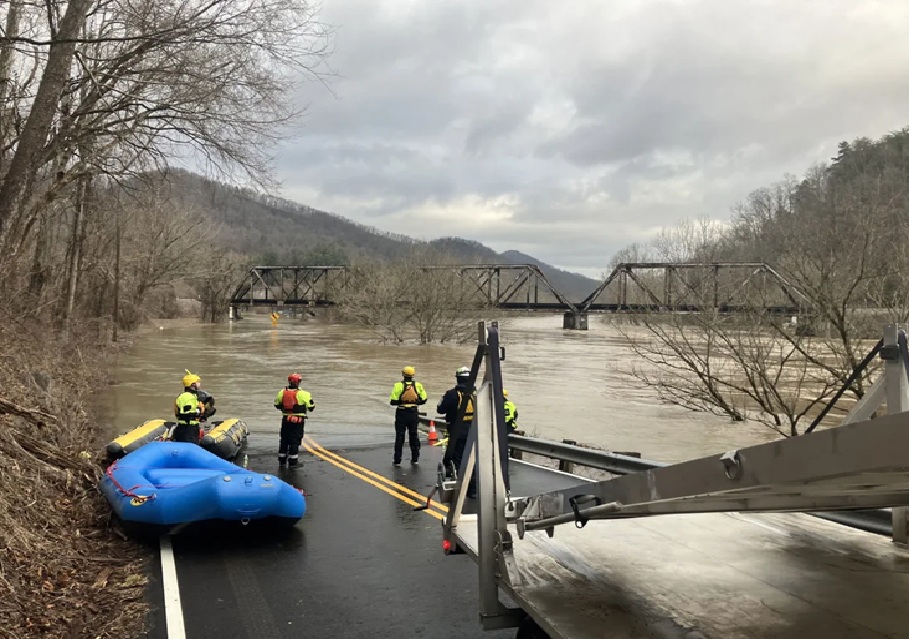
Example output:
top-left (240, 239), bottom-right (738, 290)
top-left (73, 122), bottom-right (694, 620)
top-left (389, 380), bottom-right (427, 409)
top-left (274, 387), bottom-right (315, 416)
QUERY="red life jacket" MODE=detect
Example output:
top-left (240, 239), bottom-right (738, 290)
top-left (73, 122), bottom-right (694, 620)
top-left (282, 389), bottom-right (299, 412)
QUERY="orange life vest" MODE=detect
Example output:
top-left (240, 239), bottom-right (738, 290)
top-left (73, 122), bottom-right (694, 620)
top-left (400, 382), bottom-right (419, 404)
top-left (282, 389), bottom-right (300, 412)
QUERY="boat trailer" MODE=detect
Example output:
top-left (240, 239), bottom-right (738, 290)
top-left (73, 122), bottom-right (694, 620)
top-left (436, 321), bottom-right (909, 639)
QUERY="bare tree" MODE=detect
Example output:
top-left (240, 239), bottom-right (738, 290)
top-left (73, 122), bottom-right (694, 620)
top-left (606, 242), bottom-right (653, 271)
top-left (618, 309), bottom-right (841, 437)
top-left (0, 0), bottom-right (334, 279)
top-left (652, 215), bottom-right (727, 263)
top-left (0, 0), bottom-right (95, 242)
top-left (609, 151), bottom-right (909, 435)
top-left (335, 249), bottom-right (489, 344)
top-left (193, 248), bottom-right (249, 323)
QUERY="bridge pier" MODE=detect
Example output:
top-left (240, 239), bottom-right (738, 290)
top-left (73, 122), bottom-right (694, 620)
top-left (793, 314), bottom-right (819, 337)
top-left (562, 311), bottom-right (588, 330)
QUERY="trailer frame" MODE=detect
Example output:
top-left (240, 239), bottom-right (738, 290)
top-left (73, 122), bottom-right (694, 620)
top-left (436, 321), bottom-right (909, 638)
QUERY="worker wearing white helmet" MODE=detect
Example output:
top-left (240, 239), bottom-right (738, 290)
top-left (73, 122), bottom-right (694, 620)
top-left (437, 366), bottom-right (476, 491)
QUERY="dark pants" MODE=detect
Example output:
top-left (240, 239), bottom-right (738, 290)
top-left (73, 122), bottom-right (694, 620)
top-left (172, 422), bottom-right (200, 444)
top-left (442, 421), bottom-right (459, 474)
top-left (279, 416), bottom-right (305, 466)
top-left (443, 421), bottom-right (471, 471)
top-left (394, 408), bottom-right (420, 463)
top-left (443, 421), bottom-right (475, 495)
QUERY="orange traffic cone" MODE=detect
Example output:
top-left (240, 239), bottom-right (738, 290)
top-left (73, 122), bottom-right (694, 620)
top-left (427, 421), bottom-right (438, 444)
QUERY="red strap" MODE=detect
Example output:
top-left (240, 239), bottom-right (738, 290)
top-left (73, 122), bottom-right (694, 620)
top-left (105, 461), bottom-right (156, 503)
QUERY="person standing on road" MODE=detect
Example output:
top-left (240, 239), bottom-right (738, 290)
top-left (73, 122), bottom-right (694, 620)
top-left (173, 371), bottom-right (215, 444)
top-left (389, 366), bottom-right (427, 466)
top-left (437, 366), bottom-right (475, 481)
top-left (503, 389), bottom-right (519, 432)
top-left (274, 373), bottom-right (315, 468)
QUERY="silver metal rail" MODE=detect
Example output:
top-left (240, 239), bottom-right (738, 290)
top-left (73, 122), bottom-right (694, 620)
top-left (423, 417), bottom-right (897, 539)
top-left (437, 321), bottom-right (909, 638)
top-left (511, 324), bottom-right (909, 539)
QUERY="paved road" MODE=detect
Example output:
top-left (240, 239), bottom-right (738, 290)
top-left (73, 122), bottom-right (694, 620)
top-left (140, 434), bottom-right (589, 639)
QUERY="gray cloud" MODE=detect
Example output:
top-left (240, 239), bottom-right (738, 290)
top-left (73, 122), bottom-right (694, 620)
top-left (275, 0), bottom-right (909, 272)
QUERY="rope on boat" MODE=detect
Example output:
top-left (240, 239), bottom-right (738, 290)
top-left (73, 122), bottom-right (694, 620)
top-left (104, 461), bottom-right (156, 505)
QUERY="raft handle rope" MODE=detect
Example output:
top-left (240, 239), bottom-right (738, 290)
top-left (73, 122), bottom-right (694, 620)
top-left (105, 461), bottom-right (156, 504)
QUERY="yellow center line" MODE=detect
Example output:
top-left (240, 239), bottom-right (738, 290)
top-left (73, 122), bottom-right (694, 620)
top-left (302, 441), bottom-right (444, 521)
top-left (304, 436), bottom-right (448, 513)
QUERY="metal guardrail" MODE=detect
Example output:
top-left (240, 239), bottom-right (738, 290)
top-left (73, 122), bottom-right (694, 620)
top-left (505, 434), bottom-right (666, 474)
top-left (419, 417), bottom-right (894, 538)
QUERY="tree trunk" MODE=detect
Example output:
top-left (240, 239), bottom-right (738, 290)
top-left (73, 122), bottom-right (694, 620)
top-left (112, 216), bottom-right (120, 342)
top-left (62, 177), bottom-right (88, 336)
top-left (28, 208), bottom-right (50, 297)
top-left (0, 0), bottom-right (93, 244)
top-left (0, 0), bottom-right (22, 173)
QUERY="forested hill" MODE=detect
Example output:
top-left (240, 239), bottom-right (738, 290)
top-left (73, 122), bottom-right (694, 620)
top-left (167, 170), bottom-right (601, 299)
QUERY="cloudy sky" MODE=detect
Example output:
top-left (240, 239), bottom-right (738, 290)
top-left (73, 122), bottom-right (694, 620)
top-left (273, 0), bottom-right (909, 277)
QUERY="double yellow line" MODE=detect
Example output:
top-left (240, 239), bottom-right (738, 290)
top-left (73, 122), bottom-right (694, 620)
top-left (302, 436), bottom-right (447, 520)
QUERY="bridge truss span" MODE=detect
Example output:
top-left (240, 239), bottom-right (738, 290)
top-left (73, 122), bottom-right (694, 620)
top-left (228, 262), bottom-right (811, 326)
top-left (230, 264), bottom-right (576, 311)
top-left (230, 265), bottom-right (348, 307)
top-left (580, 262), bottom-right (809, 315)
top-left (419, 264), bottom-right (578, 312)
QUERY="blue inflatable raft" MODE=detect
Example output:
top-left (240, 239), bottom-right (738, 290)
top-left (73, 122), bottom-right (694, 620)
top-left (99, 442), bottom-right (305, 528)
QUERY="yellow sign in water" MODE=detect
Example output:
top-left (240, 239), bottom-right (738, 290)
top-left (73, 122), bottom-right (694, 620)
top-left (270, 312), bottom-right (279, 326)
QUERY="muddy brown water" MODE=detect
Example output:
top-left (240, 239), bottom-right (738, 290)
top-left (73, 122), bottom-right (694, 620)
top-left (100, 313), bottom-right (782, 463)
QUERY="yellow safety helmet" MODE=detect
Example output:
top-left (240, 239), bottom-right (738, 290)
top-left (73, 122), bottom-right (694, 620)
top-left (402, 366), bottom-right (416, 377)
top-left (503, 389), bottom-right (509, 398)
top-left (182, 370), bottom-right (201, 387)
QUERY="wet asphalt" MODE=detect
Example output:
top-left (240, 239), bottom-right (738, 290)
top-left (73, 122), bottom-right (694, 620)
top-left (138, 436), bottom-right (589, 639)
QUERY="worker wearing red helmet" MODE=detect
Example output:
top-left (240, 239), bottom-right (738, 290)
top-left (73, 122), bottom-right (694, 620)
top-left (274, 372), bottom-right (315, 468)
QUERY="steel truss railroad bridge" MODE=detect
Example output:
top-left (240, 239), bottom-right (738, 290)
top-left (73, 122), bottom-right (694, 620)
top-left (229, 262), bottom-right (809, 329)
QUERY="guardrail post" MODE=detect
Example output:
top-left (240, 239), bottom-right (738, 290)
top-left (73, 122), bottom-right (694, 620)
top-left (893, 508), bottom-right (909, 545)
top-left (509, 432), bottom-right (523, 460)
top-left (559, 440), bottom-right (576, 473)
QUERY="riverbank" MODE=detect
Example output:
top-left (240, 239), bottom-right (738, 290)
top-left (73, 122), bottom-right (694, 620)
top-left (0, 317), bottom-right (151, 639)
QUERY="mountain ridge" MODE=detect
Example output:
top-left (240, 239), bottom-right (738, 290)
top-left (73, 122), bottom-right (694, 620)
top-left (166, 170), bottom-right (601, 298)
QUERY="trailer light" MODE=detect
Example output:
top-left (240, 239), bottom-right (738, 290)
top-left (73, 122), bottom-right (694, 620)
top-left (442, 539), bottom-right (452, 552)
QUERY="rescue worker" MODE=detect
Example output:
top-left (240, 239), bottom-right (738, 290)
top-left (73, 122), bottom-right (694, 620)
top-left (437, 366), bottom-right (475, 481)
top-left (389, 365), bottom-right (427, 466)
top-left (274, 373), bottom-right (315, 468)
top-left (173, 371), bottom-right (216, 444)
top-left (503, 389), bottom-right (518, 432)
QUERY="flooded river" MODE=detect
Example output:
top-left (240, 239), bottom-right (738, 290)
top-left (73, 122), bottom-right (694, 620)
top-left (101, 312), bottom-right (781, 463)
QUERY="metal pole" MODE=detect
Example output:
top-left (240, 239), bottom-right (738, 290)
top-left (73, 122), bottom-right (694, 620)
top-left (884, 324), bottom-right (909, 544)
top-left (475, 376), bottom-right (499, 620)
top-left (883, 324), bottom-right (907, 413)
top-left (620, 269), bottom-right (627, 308)
top-left (713, 264), bottom-right (719, 309)
top-left (665, 267), bottom-right (673, 308)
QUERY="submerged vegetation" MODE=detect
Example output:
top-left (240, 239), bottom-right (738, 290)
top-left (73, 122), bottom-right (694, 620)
top-left (610, 129), bottom-right (909, 435)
